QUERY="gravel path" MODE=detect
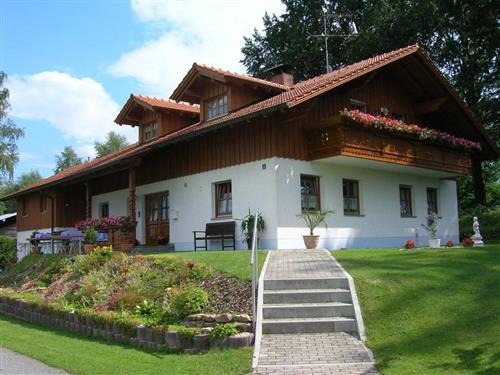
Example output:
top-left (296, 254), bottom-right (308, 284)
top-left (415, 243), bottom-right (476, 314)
top-left (0, 348), bottom-right (67, 375)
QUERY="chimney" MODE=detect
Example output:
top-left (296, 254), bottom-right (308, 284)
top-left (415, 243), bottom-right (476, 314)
top-left (266, 64), bottom-right (294, 87)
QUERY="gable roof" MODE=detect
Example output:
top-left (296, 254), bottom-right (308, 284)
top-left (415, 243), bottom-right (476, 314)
top-left (115, 94), bottom-right (199, 125)
top-left (3, 44), bottom-right (498, 200)
top-left (170, 63), bottom-right (289, 102)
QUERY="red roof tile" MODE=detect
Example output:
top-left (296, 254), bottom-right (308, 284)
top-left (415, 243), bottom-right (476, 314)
top-left (170, 63), bottom-right (289, 101)
top-left (4, 44), bottom-right (495, 199)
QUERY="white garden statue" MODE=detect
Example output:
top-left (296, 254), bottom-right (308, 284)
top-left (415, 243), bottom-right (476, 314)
top-left (471, 216), bottom-right (484, 247)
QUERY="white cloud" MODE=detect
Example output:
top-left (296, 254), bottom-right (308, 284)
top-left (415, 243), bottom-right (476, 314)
top-left (109, 0), bottom-right (285, 96)
top-left (9, 71), bottom-right (138, 143)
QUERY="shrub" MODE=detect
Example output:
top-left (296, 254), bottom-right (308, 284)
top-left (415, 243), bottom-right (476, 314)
top-left (135, 300), bottom-right (157, 317)
top-left (189, 262), bottom-right (213, 280)
top-left (72, 246), bottom-right (114, 275)
top-left (459, 206), bottom-right (500, 240)
top-left (446, 240), bottom-right (454, 248)
top-left (210, 323), bottom-right (238, 340)
top-left (84, 227), bottom-right (97, 244)
top-left (176, 326), bottom-right (199, 346)
top-left (0, 236), bottom-right (16, 272)
top-left (169, 286), bottom-right (208, 319)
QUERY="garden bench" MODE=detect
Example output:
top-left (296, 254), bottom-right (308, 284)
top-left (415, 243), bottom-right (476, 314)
top-left (193, 221), bottom-right (236, 251)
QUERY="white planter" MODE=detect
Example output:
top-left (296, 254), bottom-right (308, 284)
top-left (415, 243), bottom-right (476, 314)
top-left (428, 239), bottom-right (441, 248)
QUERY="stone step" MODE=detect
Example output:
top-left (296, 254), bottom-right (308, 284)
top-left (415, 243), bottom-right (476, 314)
top-left (262, 302), bottom-right (355, 319)
top-left (263, 288), bottom-right (352, 304)
top-left (262, 317), bottom-right (357, 334)
top-left (264, 277), bottom-right (349, 290)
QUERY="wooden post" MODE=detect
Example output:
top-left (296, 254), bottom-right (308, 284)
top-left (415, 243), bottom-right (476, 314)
top-left (84, 181), bottom-right (92, 218)
top-left (128, 166), bottom-right (137, 221)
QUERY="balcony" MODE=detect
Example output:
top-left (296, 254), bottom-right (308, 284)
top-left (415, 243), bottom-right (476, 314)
top-left (307, 121), bottom-right (471, 175)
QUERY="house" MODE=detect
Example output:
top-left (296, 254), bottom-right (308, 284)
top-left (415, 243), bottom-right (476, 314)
top-left (3, 44), bottom-right (498, 254)
top-left (0, 213), bottom-right (16, 238)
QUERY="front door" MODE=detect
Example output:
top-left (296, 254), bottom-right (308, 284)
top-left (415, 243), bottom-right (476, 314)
top-left (145, 192), bottom-right (169, 246)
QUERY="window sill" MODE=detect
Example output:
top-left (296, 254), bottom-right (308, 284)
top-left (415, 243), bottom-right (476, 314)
top-left (344, 213), bottom-right (365, 217)
top-left (401, 215), bottom-right (417, 218)
top-left (211, 216), bottom-right (233, 221)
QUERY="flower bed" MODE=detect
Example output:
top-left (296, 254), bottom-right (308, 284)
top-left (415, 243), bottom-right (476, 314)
top-left (75, 216), bottom-right (135, 231)
top-left (0, 249), bottom-right (254, 353)
top-left (340, 109), bottom-right (481, 152)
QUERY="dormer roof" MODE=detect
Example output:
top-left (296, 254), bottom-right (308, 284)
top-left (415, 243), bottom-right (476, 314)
top-left (115, 94), bottom-right (199, 126)
top-left (170, 63), bottom-right (289, 103)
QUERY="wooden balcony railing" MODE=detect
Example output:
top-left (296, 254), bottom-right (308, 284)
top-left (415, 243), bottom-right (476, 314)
top-left (307, 123), bottom-right (471, 175)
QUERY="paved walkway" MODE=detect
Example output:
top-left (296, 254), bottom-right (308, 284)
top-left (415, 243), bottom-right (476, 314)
top-left (254, 250), bottom-right (377, 375)
top-left (0, 348), bottom-right (67, 375)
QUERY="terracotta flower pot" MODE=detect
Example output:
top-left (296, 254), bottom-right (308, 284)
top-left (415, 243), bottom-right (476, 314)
top-left (83, 244), bottom-right (96, 254)
top-left (303, 235), bottom-right (320, 249)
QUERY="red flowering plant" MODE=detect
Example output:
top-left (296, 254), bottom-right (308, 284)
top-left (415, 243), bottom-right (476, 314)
top-left (446, 240), bottom-right (454, 248)
top-left (340, 109), bottom-right (482, 152)
top-left (75, 216), bottom-right (134, 231)
top-left (404, 240), bottom-right (415, 249)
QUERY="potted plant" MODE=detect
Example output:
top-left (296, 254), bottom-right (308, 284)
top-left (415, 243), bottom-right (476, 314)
top-left (421, 213), bottom-right (440, 248)
top-left (296, 210), bottom-right (334, 249)
top-left (84, 227), bottom-right (97, 254)
top-left (240, 210), bottom-right (265, 249)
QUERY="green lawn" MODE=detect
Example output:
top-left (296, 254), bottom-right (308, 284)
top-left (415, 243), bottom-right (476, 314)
top-left (334, 244), bottom-right (500, 375)
top-left (0, 315), bottom-right (252, 375)
top-left (154, 250), bottom-right (267, 280)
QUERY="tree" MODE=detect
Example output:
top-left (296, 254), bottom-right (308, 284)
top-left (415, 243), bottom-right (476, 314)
top-left (54, 146), bottom-right (82, 174)
top-left (0, 169), bottom-right (42, 214)
top-left (94, 131), bottom-right (129, 158)
top-left (0, 72), bottom-right (24, 181)
top-left (242, 0), bottom-right (499, 206)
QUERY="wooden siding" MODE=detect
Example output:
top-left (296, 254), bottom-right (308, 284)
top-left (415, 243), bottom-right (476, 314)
top-left (16, 192), bottom-right (52, 231)
top-left (307, 123), bottom-right (471, 174)
top-left (16, 70), bottom-right (477, 230)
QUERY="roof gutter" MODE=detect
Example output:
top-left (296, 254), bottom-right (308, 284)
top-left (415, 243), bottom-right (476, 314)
top-left (1, 103), bottom-right (288, 201)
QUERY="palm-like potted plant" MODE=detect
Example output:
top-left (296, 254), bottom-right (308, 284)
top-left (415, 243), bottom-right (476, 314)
top-left (83, 227), bottom-right (97, 254)
top-left (297, 210), bottom-right (334, 249)
top-left (422, 213), bottom-right (440, 248)
top-left (240, 210), bottom-right (265, 249)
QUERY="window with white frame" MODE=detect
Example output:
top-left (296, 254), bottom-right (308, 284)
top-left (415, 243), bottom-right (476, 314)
top-left (214, 181), bottom-right (232, 217)
top-left (343, 179), bottom-right (360, 215)
top-left (301, 175), bottom-right (321, 211)
top-left (100, 202), bottom-right (109, 218)
top-left (427, 188), bottom-right (438, 215)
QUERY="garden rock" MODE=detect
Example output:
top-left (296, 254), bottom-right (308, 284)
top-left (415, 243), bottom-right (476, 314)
top-left (233, 313), bottom-right (252, 323)
top-left (186, 314), bottom-right (205, 321)
top-left (215, 313), bottom-right (232, 323)
top-left (202, 314), bottom-right (216, 322)
top-left (193, 334), bottom-right (210, 351)
top-left (165, 332), bottom-right (180, 350)
top-left (201, 327), bottom-right (213, 334)
top-left (235, 322), bottom-right (252, 332)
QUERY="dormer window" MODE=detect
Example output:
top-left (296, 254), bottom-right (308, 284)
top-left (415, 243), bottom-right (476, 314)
top-left (144, 122), bottom-right (159, 141)
top-left (206, 94), bottom-right (228, 120)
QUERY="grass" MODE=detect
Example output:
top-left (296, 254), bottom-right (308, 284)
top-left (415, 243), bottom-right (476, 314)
top-left (0, 314), bottom-right (252, 375)
top-left (154, 250), bottom-right (267, 280)
top-left (334, 244), bottom-right (500, 375)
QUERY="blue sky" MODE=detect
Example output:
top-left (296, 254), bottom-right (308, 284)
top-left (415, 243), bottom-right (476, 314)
top-left (2, 0), bottom-right (284, 179)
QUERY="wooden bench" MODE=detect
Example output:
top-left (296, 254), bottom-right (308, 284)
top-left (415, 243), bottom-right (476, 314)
top-left (193, 221), bottom-right (236, 251)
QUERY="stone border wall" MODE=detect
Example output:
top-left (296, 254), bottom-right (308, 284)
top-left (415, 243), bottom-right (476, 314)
top-left (0, 296), bottom-right (253, 353)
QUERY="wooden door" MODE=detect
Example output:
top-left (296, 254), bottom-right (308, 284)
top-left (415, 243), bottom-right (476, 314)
top-left (145, 192), bottom-right (169, 246)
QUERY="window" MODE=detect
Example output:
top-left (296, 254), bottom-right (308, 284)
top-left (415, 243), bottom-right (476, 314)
top-left (343, 179), bottom-right (360, 215)
top-left (399, 185), bottom-right (413, 217)
top-left (39, 194), bottom-right (47, 213)
top-left (206, 94), bottom-right (228, 120)
top-left (427, 188), bottom-right (438, 215)
top-left (22, 197), bottom-right (28, 216)
top-left (215, 181), bottom-right (232, 217)
top-left (100, 202), bottom-right (109, 218)
top-left (301, 175), bottom-right (321, 211)
top-left (350, 99), bottom-right (367, 112)
top-left (143, 122), bottom-right (159, 141)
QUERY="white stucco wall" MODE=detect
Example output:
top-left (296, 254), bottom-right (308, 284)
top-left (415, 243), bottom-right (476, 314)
top-left (89, 156), bottom-right (459, 250)
top-left (91, 158), bottom-right (279, 250)
top-left (273, 158), bottom-right (459, 249)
